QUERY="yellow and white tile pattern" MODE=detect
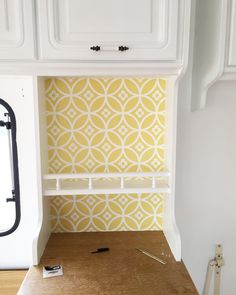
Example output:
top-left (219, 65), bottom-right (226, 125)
top-left (46, 77), bottom-right (166, 232)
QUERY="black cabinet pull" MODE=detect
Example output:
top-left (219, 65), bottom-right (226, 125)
top-left (90, 45), bottom-right (129, 52)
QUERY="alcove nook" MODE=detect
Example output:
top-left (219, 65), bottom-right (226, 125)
top-left (34, 75), bottom-right (179, 263)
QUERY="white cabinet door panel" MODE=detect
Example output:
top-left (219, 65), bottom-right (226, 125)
top-left (0, 0), bottom-right (35, 60)
top-left (228, 0), bottom-right (236, 66)
top-left (37, 0), bottom-right (180, 61)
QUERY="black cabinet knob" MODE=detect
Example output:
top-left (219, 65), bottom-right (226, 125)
top-left (118, 46), bottom-right (129, 52)
top-left (90, 46), bottom-right (101, 51)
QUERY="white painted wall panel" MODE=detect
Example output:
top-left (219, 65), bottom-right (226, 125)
top-left (0, 77), bottom-right (40, 268)
top-left (176, 80), bottom-right (236, 294)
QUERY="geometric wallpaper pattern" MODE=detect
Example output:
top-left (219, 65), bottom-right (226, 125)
top-left (45, 77), bottom-right (166, 232)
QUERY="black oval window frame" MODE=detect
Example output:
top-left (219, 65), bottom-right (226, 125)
top-left (0, 98), bottom-right (21, 236)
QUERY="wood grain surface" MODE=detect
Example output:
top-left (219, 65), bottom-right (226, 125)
top-left (18, 232), bottom-right (199, 295)
top-left (0, 270), bottom-right (27, 295)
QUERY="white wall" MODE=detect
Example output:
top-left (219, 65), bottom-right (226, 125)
top-left (176, 80), bottom-right (236, 294)
top-left (0, 76), bottom-right (41, 268)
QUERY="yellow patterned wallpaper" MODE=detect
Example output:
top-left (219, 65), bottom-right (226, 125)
top-left (46, 77), bottom-right (166, 232)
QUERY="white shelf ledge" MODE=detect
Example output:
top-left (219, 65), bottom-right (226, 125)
top-left (43, 172), bottom-right (170, 196)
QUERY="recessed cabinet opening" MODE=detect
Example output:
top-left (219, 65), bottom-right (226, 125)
top-left (37, 76), bottom-right (178, 259)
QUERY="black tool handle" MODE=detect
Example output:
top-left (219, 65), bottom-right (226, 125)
top-left (91, 247), bottom-right (109, 254)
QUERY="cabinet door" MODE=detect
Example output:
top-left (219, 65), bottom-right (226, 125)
top-left (0, 0), bottom-right (35, 60)
top-left (228, 0), bottom-right (236, 66)
top-left (37, 0), bottom-right (181, 61)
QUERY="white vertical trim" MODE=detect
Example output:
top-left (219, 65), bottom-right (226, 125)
top-left (32, 77), bottom-right (51, 265)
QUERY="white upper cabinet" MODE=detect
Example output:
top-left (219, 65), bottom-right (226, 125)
top-left (36, 0), bottom-right (185, 61)
top-left (0, 0), bottom-right (35, 60)
top-left (227, 0), bottom-right (236, 66)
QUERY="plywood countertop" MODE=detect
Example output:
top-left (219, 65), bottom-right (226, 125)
top-left (18, 232), bottom-right (199, 295)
